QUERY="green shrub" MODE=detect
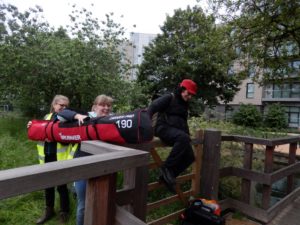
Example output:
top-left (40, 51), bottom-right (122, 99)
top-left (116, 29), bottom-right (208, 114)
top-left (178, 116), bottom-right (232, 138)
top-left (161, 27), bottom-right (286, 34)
top-left (232, 104), bottom-right (263, 127)
top-left (264, 103), bottom-right (288, 129)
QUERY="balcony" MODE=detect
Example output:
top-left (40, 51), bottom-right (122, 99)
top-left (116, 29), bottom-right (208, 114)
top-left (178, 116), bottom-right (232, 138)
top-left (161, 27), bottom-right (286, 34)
top-left (262, 89), bottom-right (300, 102)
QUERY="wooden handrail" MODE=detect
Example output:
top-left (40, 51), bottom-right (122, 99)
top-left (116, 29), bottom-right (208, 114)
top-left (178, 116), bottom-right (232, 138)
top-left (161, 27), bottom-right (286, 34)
top-left (217, 132), bottom-right (300, 223)
top-left (0, 141), bottom-right (149, 225)
top-left (0, 143), bottom-right (148, 200)
top-left (2, 130), bottom-right (299, 224)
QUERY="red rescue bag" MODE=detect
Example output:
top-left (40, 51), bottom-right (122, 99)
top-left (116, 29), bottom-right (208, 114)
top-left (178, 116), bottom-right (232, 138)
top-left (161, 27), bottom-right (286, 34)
top-left (27, 120), bottom-right (49, 141)
top-left (28, 109), bottom-right (153, 144)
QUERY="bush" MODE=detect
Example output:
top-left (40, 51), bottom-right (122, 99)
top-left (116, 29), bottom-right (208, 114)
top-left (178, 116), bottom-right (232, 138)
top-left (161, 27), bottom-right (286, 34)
top-left (264, 103), bottom-right (288, 129)
top-left (232, 104), bottom-right (263, 127)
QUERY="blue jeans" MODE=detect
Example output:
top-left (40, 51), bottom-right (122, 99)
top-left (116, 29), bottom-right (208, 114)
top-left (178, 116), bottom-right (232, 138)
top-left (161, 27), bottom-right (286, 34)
top-left (74, 180), bottom-right (86, 225)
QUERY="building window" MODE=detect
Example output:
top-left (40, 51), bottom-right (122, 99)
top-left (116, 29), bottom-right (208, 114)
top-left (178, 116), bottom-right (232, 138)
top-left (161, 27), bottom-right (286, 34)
top-left (246, 83), bottom-right (254, 98)
top-left (227, 65), bottom-right (235, 76)
top-left (264, 83), bottom-right (300, 99)
top-left (285, 107), bottom-right (300, 128)
top-left (248, 64), bottom-right (255, 78)
top-left (270, 83), bottom-right (300, 98)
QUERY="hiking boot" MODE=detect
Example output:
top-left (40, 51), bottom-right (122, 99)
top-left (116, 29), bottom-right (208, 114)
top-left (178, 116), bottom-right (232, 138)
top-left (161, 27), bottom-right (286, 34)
top-left (159, 175), bottom-right (176, 194)
top-left (36, 207), bottom-right (55, 224)
top-left (59, 211), bottom-right (69, 224)
top-left (160, 166), bottom-right (176, 185)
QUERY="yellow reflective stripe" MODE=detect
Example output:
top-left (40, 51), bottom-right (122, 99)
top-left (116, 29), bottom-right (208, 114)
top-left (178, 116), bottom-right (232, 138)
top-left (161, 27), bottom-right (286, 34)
top-left (44, 113), bottom-right (52, 120)
top-left (69, 150), bottom-right (75, 157)
top-left (67, 144), bottom-right (78, 160)
top-left (36, 113), bottom-right (52, 164)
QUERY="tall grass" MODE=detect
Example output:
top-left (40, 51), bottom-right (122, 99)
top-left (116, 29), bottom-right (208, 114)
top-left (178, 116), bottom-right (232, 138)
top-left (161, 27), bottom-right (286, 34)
top-left (0, 114), bottom-right (76, 225)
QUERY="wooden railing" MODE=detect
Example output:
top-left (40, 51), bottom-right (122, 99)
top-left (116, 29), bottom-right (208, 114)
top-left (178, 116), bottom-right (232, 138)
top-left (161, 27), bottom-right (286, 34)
top-left (0, 141), bottom-right (149, 225)
top-left (144, 130), bottom-right (204, 225)
top-left (214, 131), bottom-right (300, 223)
top-left (2, 129), bottom-right (298, 224)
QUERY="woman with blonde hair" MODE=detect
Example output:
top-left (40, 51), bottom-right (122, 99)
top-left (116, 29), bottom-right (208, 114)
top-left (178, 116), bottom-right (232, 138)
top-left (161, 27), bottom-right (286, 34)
top-left (58, 94), bottom-right (113, 225)
top-left (28, 94), bottom-right (72, 224)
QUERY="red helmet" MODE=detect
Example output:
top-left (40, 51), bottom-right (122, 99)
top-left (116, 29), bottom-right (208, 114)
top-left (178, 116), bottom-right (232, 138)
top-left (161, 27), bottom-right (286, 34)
top-left (180, 79), bottom-right (198, 95)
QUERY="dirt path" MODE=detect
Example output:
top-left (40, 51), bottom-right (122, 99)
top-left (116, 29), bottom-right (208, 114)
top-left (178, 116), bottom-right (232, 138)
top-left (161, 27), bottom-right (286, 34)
top-left (254, 143), bottom-right (300, 155)
top-left (274, 143), bottom-right (300, 154)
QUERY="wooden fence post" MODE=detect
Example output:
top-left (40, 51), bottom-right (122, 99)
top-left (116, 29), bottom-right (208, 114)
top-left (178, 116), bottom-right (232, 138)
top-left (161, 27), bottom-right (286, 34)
top-left (84, 173), bottom-right (117, 225)
top-left (241, 143), bottom-right (253, 204)
top-left (200, 129), bottom-right (221, 200)
top-left (287, 142), bottom-right (297, 193)
top-left (132, 166), bottom-right (149, 221)
top-left (191, 129), bottom-right (204, 196)
top-left (262, 145), bottom-right (274, 210)
top-left (122, 143), bottom-right (151, 221)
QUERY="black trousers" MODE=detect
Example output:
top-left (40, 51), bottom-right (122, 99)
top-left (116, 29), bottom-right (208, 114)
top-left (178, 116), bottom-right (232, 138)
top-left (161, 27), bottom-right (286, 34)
top-left (44, 153), bottom-right (70, 212)
top-left (156, 126), bottom-right (195, 177)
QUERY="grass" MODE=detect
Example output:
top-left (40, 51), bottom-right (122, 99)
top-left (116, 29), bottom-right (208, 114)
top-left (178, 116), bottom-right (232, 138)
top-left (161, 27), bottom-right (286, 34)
top-left (0, 113), bottom-right (76, 225)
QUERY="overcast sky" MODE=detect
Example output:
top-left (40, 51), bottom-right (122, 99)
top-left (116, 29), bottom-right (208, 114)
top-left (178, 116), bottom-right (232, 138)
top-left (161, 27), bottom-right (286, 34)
top-left (3, 0), bottom-right (205, 36)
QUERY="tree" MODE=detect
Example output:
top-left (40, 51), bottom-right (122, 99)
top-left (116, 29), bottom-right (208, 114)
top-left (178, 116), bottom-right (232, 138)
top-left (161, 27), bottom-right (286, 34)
top-left (203, 0), bottom-right (300, 83)
top-left (137, 6), bottom-right (241, 109)
top-left (232, 104), bottom-right (263, 127)
top-left (0, 3), bottom-right (145, 116)
top-left (264, 103), bottom-right (287, 129)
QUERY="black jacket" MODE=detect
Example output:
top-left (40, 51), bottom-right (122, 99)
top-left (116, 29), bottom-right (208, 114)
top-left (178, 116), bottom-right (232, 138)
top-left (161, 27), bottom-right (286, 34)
top-left (148, 89), bottom-right (190, 134)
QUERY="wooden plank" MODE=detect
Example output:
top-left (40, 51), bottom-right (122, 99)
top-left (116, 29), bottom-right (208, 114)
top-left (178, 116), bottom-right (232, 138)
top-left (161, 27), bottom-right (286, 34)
top-left (223, 136), bottom-right (300, 146)
top-left (221, 135), bottom-right (235, 141)
top-left (0, 148), bottom-right (148, 200)
top-left (147, 190), bottom-right (192, 212)
top-left (82, 141), bottom-right (145, 154)
top-left (200, 129), bottom-right (221, 200)
top-left (220, 163), bottom-right (300, 185)
top-left (121, 142), bottom-right (153, 151)
top-left (150, 147), bottom-right (163, 167)
top-left (122, 148), bottom-right (150, 220)
top-left (191, 130), bottom-right (203, 196)
top-left (122, 168), bottom-right (136, 212)
top-left (132, 166), bottom-right (149, 221)
top-left (262, 146), bottom-right (274, 210)
top-left (147, 209), bottom-right (185, 225)
top-left (287, 142), bottom-right (297, 193)
top-left (267, 186), bottom-right (300, 222)
top-left (85, 174), bottom-right (117, 225)
top-left (115, 206), bottom-right (147, 225)
top-left (271, 162), bottom-right (300, 183)
top-left (147, 174), bottom-right (193, 192)
top-left (220, 167), bottom-right (271, 184)
top-left (175, 183), bottom-right (188, 206)
top-left (241, 143), bottom-right (253, 204)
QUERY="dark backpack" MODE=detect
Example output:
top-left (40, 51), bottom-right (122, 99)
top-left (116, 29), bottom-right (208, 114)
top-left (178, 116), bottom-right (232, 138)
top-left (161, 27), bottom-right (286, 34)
top-left (180, 199), bottom-right (225, 225)
top-left (151, 93), bottom-right (175, 129)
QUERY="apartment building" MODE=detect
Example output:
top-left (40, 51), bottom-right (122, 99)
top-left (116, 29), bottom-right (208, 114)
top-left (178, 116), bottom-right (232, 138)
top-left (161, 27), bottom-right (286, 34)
top-left (213, 63), bottom-right (300, 128)
top-left (121, 32), bottom-right (157, 80)
top-left (122, 33), bottom-right (300, 128)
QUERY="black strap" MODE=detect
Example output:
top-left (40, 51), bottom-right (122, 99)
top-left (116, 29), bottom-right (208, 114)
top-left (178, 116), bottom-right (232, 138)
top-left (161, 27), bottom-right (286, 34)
top-left (50, 121), bottom-right (57, 142)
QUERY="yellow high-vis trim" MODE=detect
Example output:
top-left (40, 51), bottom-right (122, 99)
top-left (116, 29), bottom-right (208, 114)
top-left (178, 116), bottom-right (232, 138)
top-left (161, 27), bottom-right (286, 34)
top-left (67, 144), bottom-right (79, 160)
top-left (36, 113), bottom-right (74, 164)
